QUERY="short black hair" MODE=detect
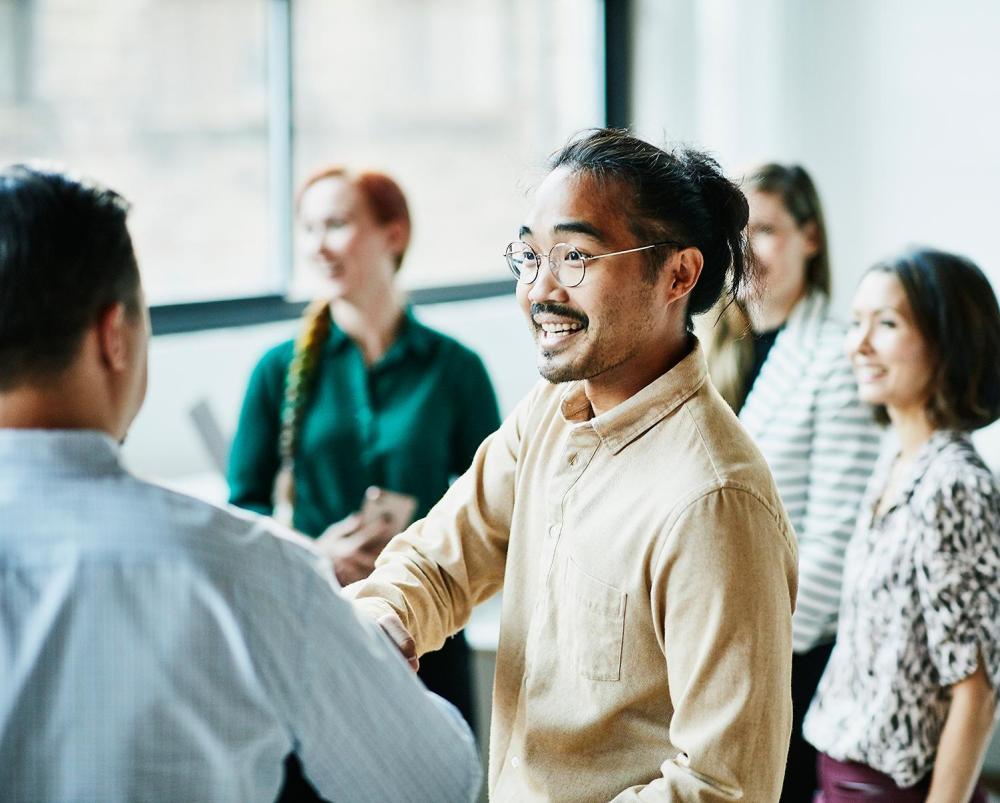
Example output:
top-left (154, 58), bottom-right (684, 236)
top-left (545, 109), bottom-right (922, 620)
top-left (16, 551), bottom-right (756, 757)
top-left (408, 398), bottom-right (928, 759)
top-left (867, 247), bottom-right (1000, 431)
top-left (550, 128), bottom-right (754, 327)
top-left (0, 164), bottom-right (140, 390)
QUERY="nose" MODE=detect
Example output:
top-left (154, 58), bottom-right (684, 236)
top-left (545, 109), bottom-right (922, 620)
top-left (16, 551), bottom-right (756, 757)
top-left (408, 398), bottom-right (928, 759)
top-left (526, 256), bottom-right (568, 303)
top-left (847, 319), bottom-right (874, 358)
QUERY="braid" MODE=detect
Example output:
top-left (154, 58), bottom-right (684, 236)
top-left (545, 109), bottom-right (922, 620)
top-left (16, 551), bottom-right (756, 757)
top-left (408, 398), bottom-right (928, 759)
top-left (272, 299), bottom-right (333, 524)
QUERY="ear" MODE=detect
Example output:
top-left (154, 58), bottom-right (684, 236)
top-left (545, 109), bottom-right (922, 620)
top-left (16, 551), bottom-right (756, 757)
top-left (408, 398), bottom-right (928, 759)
top-left (801, 220), bottom-right (821, 259)
top-left (665, 247), bottom-right (704, 304)
top-left (383, 219), bottom-right (409, 261)
top-left (96, 302), bottom-right (130, 373)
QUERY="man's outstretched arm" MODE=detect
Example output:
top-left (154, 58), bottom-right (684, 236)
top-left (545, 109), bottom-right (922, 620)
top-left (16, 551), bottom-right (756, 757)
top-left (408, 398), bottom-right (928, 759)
top-left (346, 386), bottom-right (538, 656)
top-left (266, 541), bottom-right (482, 803)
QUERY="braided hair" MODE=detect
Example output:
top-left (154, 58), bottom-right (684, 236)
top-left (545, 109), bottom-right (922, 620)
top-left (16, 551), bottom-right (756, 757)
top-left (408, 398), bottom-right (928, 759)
top-left (271, 166), bottom-right (411, 525)
top-left (272, 299), bottom-right (333, 524)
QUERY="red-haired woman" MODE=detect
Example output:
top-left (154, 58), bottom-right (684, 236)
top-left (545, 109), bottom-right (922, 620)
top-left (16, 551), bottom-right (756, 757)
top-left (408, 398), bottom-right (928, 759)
top-left (228, 166), bottom-right (500, 797)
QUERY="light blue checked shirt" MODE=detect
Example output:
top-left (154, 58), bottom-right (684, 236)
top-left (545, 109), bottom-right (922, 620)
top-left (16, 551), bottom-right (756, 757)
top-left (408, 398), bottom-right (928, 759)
top-left (0, 429), bottom-right (480, 803)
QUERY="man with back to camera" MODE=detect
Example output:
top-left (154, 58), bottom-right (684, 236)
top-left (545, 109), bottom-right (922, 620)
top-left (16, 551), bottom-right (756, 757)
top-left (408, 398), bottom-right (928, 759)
top-left (0, 164), bottom-right (481, 803)
top-left (347, 129), bottom-right (799, 801)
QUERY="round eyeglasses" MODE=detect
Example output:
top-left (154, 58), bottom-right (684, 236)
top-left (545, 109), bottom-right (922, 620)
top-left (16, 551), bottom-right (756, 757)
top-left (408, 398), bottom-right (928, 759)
top-left (503, 240), bottom-right (684, 288)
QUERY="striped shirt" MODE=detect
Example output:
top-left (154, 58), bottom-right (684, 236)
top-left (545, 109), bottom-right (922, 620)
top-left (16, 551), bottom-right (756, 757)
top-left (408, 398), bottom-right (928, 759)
top-left (740, 293), bottom-right (883, 653)
top-left (0, 429), bottom-right (480, 803)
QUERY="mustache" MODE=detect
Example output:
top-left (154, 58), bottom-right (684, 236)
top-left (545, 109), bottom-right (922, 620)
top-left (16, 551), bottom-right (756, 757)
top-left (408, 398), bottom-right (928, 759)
top-left (530, 302), bottom-right (589, 327)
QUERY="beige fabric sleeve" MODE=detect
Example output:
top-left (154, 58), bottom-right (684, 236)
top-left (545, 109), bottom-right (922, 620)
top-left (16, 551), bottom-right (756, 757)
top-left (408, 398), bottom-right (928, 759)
top-left (617, 485), bottom-right (797, 802)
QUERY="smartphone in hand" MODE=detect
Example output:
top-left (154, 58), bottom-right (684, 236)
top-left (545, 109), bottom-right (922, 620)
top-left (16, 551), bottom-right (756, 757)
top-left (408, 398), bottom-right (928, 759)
top-left (359, 486), bottom-right (418, 534)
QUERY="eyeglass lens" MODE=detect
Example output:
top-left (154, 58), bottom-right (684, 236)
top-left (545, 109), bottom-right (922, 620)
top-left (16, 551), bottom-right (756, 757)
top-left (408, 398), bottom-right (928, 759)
top-left (505, 242), bottom-right (586, 287)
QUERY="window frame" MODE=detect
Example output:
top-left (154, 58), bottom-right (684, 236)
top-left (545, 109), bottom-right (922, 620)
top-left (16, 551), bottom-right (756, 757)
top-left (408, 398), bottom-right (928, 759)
top-left (149, 0), bottom-right (626, 336)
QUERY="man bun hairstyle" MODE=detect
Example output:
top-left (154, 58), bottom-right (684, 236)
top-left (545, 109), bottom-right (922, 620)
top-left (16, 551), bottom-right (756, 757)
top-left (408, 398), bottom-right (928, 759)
top-left (0, 163), bottom-right (140, 391)
top-left (549, 128), bottom-right (754, 327)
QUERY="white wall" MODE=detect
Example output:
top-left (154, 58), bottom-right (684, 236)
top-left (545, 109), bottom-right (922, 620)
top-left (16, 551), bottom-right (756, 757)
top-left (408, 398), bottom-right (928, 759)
top-left (121, 295), bottom-right (537, 484)
top-left (632, 0), bottom-right (1000, 469)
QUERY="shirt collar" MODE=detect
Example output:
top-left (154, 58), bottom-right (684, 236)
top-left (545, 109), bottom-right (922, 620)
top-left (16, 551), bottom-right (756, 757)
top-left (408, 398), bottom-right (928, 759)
top-left (558, 338), bottom-right (709, 454)
top-left (325, 307), bottom-right (434, 362)
top-left (0, 428), bottom-right (123, 475)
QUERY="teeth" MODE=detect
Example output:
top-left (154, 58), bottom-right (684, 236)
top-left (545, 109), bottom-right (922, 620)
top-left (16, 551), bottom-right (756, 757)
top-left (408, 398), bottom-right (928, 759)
top-left (539, 322), bottom-right (582, 334)
top-left (855, 367), bottom-right (886, 381)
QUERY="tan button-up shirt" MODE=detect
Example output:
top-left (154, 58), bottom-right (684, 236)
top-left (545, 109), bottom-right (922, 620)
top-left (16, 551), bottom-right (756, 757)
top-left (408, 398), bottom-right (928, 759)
top-left (349, 342), bottom-right (798, 801)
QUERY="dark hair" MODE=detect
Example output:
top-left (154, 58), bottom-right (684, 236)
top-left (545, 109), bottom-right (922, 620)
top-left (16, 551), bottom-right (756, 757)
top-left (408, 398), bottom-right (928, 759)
top-left (549, 128), bottom-right (754, 326)
top-left (866, 247), bottom-right (1000, 431)
top-left (746, 162), bottom-right (830, 295)
top-left (0, 164), bottom-right (140, 391)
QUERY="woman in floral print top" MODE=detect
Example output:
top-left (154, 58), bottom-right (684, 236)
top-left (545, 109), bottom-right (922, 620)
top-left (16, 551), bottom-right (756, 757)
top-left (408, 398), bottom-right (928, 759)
top-left (804, 248), bottom-right (1000, 802)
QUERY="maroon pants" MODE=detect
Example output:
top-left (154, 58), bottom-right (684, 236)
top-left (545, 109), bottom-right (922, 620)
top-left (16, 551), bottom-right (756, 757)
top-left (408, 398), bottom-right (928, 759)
top-left (816, 753), bottom-right (988, 802)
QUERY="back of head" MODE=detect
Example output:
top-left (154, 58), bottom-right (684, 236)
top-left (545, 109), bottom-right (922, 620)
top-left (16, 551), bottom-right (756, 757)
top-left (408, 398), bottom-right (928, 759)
top-left (549, 128), bottom-right (754, 325)
top-left (0, 164), bottom-right (140, 391)
top-left (868, 247), bottom-right (1000, 430)
top-left (746, 162), bottom-right (830, 295)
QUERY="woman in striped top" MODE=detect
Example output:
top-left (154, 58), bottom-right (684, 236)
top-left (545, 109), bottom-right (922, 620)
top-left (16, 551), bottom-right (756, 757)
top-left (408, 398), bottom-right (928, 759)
top-left (700, 164), bottom-right (882, 801)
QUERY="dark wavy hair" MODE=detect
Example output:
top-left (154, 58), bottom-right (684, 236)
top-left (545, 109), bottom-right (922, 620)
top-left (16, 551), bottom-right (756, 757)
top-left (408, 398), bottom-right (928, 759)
top-left (866, 247), bottom-right (1000, 430)
top-left (549, 128), bottom-right (754, 328)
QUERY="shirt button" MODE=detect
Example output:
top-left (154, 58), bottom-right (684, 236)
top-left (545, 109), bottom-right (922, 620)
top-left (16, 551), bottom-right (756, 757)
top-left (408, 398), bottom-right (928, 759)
top-left (548, 524), bottom-right (559, 538)
top-left (511, 756), bottom-right (520, 768)
top-left (568, 453), bottom-right (577, 465)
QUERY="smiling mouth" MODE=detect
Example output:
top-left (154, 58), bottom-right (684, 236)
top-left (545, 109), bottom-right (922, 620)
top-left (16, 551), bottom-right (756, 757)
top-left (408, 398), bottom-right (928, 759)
top-left (854, 365), bottom-right (888, 382)
top-left (538, 321), bottom-right (584, 336)
top-left (531, 303), bottom-right (587, 348)
top-left (533, 318), bottom-right (587, 351)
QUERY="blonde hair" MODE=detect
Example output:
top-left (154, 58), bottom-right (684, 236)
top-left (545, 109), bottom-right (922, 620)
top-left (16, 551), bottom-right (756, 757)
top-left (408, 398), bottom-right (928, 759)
top-left (698, 299), bottom-right (754, 411)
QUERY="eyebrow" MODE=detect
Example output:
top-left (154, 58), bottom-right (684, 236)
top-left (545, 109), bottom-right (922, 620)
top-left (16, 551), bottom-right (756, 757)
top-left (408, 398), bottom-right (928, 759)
top-left (852, 305), bottom-right (905, 316)
top-left (518, 220), bottom-right (605, 241)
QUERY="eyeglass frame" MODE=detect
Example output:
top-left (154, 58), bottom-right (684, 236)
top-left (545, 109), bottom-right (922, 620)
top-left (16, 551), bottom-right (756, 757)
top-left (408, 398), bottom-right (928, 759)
top-left (503, 239), bottom-right (685, 288)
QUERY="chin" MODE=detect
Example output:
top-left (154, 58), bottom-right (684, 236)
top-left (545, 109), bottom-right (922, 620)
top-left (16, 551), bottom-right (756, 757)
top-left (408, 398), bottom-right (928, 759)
top-left (856, 386), bottom-right (888, 407)
top-left (537, 354), bottom-right (582, 384)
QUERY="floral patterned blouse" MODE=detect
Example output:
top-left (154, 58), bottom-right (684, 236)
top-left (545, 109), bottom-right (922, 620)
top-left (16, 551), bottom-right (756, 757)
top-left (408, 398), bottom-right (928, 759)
top-left (803, 430), bottom-right (1000, 787)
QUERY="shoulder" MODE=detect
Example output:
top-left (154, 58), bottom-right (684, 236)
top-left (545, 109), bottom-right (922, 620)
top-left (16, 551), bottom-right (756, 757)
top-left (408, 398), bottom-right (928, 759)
top-left (245, 339), bottom-right (296, 391)
top-left (128, 475), bottom-right (322, 580)
top-left (255, 338), bottom-right (296, 371)
top-left (413, 320), bottom-right (488, 368)
top-left (683, 383), bottom-right (789, 503)
top-left (911, 435), bottom-right (1000, 554)
top-left (917, 435), bottom-right (998, 510)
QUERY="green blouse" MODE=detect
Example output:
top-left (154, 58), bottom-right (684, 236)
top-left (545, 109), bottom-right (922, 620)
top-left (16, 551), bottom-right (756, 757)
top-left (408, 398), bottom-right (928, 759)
top-left (228, 310), bottom-right (501, 537)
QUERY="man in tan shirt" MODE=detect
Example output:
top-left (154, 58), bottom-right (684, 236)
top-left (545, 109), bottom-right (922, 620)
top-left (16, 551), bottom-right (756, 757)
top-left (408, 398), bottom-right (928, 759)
top-left (348, 129), bottom-right (798, 801)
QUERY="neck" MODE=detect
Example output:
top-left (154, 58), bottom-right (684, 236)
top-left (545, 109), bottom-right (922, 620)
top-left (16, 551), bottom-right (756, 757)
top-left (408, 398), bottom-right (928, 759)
top-left (748, 292), bottom-right (803, 333)
top-left (331, 287), bottom-right (405, 365)
top-left (887, 403), bottom-right (936, 461)
top-left (583, 332), bottom-right (693, 417)
top-left (0, 382), bottom-right (118, 438)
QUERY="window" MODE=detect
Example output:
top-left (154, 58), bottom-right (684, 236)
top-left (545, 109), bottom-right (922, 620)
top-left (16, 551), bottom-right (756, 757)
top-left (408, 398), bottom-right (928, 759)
top-left (0, 0), bottom-right (272, 305)
top-left (292, 0), bottom-right (604, 293)
top-left (1, 0), bottom-right (605, 311)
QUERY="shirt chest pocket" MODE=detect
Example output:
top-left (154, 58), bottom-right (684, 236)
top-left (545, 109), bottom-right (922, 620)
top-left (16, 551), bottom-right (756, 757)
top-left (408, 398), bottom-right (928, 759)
top-left (560, 555), bottom-right (627, 682)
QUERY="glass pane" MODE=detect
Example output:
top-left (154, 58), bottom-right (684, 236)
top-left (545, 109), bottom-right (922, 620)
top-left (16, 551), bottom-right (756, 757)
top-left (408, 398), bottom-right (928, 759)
top-left (0, 0), bottom-right (271, 304)
top-left (292, 0), bottom-right (603, 293)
